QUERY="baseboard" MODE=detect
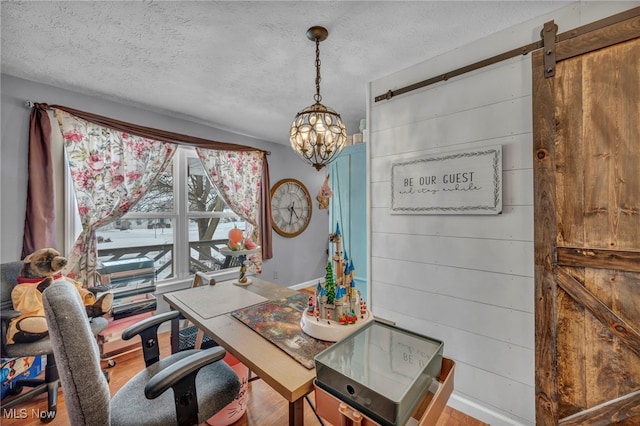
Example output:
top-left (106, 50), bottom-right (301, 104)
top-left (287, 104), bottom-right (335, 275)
top-left (289, 277), bottom-right (323, 291)
top-left (448, 392), bottom-right (533, 426)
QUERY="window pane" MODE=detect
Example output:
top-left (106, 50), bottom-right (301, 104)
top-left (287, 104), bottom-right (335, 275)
top-left (189, 218), bottom-right (246, 273)
top-left (91, 148), bottom-right (249, 283)
top-left (187, 157), bottom-right (224, 213)
top-left (129, 164), bottom-right (174, 213)
top-left (96, 217), bottom-right (175, 280)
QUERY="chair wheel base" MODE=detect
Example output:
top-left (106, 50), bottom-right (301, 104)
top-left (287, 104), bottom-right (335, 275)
top-left (7, 385), bottom-right (24, 396)
top-left (39, 408), bottom-right (57, 423)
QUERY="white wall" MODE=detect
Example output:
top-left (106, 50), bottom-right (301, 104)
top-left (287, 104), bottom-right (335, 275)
top-left (367, 2), bottom-right (637, 424)
top-left (0, 74), bottom-right (329, 287)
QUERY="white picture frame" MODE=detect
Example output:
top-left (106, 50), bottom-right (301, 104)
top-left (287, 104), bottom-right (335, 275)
top-left (390, 146), bottom-right (502, 215)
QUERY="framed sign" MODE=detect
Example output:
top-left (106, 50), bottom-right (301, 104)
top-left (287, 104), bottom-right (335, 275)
top-left (390, 146), bottom-right (502, 215)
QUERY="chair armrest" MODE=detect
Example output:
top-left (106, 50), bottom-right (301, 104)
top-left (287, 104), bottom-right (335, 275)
top-left (0, 309), bottom-right (22, 350)
top-left (121, 310), bottom-right (180, 367)
top-left (121, 311), bottom-right (180, 341)
top-left (0, 308), bottom-right (22, 321)
top-left (144, 346), bottom-right (227, 399)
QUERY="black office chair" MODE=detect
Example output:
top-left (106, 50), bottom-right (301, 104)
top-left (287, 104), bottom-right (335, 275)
top-left (43, 280), bottom-right (240, 426)
top-left (0, 261), bottom-right (109, 422)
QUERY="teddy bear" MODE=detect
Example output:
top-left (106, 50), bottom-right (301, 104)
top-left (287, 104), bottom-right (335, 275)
top-left (7, 248), bottom-right (113, 344)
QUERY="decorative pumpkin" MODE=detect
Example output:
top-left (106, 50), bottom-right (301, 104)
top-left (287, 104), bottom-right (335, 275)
top-left (228, 227), bottom-right (244, 251)
top-left (228, 227), bottom-right (243, 244)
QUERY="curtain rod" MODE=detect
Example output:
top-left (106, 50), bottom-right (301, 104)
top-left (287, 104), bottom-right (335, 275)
top-left (24, 99), bottom-right (271, 155)
top-left (374, 6), bottom-right (640, 103)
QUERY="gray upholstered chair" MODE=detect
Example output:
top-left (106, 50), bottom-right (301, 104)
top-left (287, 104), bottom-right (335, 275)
top-left (0, 261), bottom-right (108, 422)
top-left (43, 280), bottom-right (240, 426)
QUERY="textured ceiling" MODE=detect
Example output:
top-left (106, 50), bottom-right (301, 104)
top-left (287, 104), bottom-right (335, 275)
top-left (1, 1), bottom-right (570, 145)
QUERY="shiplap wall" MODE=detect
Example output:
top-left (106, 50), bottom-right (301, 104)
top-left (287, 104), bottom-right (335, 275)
top-left (367, 2), bottom-right (636, 424)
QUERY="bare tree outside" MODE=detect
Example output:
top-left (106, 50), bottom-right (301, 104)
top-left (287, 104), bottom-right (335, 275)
top-left (187, 165), bottom-right (225, 240)
top-left (130, 159), bottom-right (226, 238)
top-left (97, 151), bottom-right (243, 279)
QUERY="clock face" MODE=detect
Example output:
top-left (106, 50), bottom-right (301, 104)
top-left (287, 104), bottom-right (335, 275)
top-left (270, 178), bottom-right (312, 237)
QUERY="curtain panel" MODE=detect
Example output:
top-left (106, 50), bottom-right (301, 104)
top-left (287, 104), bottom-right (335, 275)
top-left (22, 106), bottom-right (56, 258)
top-left (25, 103), bottom-right (273, 278)
top-left (57, 109), bottom-right (177, 283)
top-left (197, 149), bottom-right (265, 273)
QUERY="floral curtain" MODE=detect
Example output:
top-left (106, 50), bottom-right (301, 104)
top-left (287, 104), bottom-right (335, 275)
top-left (56, 109), bottom-right (176, 283)
top-left (25, 103), bottom-right (272, 283)
top-left (196, 149), bottom-right (264, 273)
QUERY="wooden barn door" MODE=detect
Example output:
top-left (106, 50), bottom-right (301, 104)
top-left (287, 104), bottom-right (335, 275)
top-left (532, 10), bottom-right (640, 426)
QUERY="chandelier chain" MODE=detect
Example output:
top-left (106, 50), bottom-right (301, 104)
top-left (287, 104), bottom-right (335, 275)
top-left (314, 37), bottom-right (322, 103)
top-left (290, 26), bottom-right (346, 170)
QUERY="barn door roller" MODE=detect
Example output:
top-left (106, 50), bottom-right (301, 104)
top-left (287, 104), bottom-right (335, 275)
top-left (542, 20), bottom-right (558, 78)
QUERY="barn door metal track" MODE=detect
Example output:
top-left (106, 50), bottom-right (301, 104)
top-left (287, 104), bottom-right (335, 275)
top-left (374, 6), bottom-right (640, 102)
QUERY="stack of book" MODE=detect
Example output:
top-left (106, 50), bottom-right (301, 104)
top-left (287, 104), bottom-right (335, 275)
top-left (93, 257), bottom-right (156, 358)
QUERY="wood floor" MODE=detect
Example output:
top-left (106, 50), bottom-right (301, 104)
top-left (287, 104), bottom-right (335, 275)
top-left (1, 332), bottom-right (486, 426)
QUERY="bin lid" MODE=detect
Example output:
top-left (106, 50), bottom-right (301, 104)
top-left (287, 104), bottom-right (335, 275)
top-left (315, 321), bottom-right (443, 401)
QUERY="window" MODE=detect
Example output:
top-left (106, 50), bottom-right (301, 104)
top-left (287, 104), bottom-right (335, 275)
top-left (94, 147), bottom-right (244, 282)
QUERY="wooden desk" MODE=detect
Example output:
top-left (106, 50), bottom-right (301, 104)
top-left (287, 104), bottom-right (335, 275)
top-left (163, 277), bottom-right (316, 426)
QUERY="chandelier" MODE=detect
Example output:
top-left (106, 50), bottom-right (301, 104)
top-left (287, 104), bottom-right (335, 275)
top-left (290, 26), bottom-right (347, 171)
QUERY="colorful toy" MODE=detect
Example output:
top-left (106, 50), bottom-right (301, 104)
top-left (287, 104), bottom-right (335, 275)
top-left (316, 173), bottom-right (333, 210)
top-left (300, 223), bottom-right (373, 342)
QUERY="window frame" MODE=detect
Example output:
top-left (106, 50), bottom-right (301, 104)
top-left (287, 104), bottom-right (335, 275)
top-left (64, 145), bottom-right (242, 287)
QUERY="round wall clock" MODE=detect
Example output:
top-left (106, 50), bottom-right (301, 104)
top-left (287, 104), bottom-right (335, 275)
top-left (270, 178), bottom-right (312, 238)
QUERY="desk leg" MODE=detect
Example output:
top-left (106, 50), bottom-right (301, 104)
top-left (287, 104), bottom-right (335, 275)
top-left (170, 314), bottom-right (180, 354)
top-left (289, 398), bottom-right (304, 426)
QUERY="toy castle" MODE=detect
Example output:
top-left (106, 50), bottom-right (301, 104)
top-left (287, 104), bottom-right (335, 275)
top-left (300, 223), bottom-right (372, 342)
